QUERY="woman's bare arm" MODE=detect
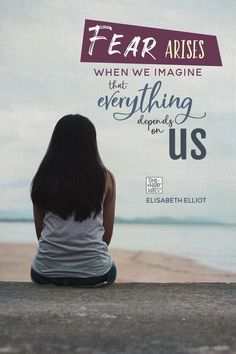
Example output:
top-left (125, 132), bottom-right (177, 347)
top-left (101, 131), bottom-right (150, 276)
top-left (103, 170), bottom-right (116, 246)
top-left (33, 204), bottom-right (45, 241)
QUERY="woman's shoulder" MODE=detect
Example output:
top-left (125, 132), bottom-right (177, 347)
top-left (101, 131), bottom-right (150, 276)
top-left (105, 168), bottom-right (115, 183)
top-left (104, 168), bottom-right (116, 206)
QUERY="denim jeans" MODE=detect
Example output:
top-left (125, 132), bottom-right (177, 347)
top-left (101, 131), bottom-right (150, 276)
top-left (30, 262), bottom-right (117, 287)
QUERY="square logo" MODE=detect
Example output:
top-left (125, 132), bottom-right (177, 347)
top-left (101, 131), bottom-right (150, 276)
top-left (146, 177), bottom-right (163, 194)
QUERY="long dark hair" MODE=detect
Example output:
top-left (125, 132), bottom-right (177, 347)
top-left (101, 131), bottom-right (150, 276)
top-left (31, 114), bottom-right (107, 221)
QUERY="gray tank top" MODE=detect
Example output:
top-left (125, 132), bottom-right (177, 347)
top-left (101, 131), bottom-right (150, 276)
top-left (32, 205), bottom-right (113, 278)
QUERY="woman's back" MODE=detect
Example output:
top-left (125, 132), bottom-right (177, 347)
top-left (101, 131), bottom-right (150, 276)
top-left (32, 209), bottom-right (112, 278)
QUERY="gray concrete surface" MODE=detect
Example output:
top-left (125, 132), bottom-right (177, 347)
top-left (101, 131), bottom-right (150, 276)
top-left (0, 282), bottom-right (235, 354)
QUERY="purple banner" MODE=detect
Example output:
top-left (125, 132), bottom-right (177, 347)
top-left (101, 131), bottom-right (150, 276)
top-left (80, 19), bottom-right (222, 66)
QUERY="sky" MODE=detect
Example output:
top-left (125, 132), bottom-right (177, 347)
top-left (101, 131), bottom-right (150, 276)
top-left (0, 0), bottom-right (235, 223)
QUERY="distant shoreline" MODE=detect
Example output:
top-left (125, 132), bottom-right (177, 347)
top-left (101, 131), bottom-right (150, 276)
top-left (0, 216), bottom-right (235, 227)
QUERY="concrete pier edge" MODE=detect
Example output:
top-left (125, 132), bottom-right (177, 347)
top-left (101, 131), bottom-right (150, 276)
top-left (0, 282), bottom-right (235, 354)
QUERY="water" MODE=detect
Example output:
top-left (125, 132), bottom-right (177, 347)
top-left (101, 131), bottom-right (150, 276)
top-left (0, 222), bottom-right (235, 273)
top-left (112, 224), bottom-right (236, 273)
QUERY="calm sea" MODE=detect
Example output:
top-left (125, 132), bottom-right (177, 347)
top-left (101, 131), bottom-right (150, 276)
top-left (0, 222), bottom-right (235, 273)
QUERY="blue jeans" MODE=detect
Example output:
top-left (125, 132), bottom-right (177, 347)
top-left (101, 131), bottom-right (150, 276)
top-left (30, 262), bottom-right (117, 287)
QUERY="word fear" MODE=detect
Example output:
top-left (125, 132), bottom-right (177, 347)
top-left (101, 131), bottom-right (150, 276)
top-left (89, 25), bottom-right (156, 59)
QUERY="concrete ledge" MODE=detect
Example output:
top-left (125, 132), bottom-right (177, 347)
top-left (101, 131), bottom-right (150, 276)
top-left (0, 282), bottom-right (235, 354)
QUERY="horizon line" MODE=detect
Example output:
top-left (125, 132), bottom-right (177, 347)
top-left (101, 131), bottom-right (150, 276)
top-left (0, 215), bottom-right (235, 227)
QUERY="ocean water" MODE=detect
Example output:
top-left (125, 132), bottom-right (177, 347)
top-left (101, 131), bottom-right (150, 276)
top-left (0, 222), bottom-right (235, 273)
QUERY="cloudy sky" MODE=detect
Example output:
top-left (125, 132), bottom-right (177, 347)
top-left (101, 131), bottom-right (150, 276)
top-left (0, 0), bottom-right (235, 222)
